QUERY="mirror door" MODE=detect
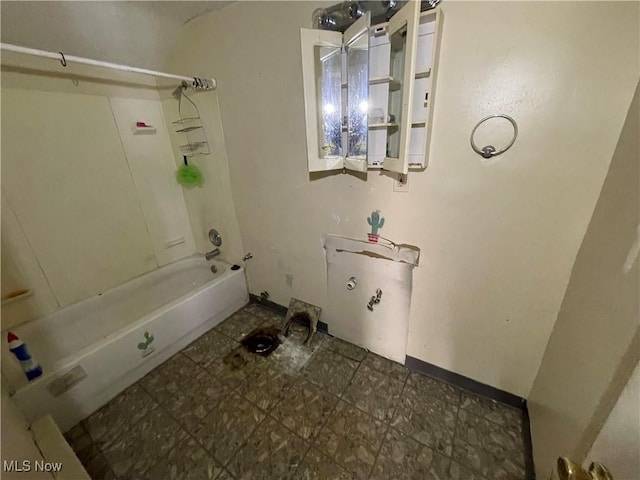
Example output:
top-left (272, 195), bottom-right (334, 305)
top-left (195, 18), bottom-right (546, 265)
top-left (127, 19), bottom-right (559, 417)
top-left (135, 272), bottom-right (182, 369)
top-left (343, 12), bottom-right (370, 173)
top-left (301, 28), bottom-right (344, 172)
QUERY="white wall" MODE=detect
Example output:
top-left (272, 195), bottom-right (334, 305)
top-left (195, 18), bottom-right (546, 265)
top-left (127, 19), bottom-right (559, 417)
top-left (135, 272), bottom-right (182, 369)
top-left (1, 52), bottom-right (196, 328)
top-left (588, 362), bottom-right (640, 480)
top-left (165, 1), bottom-right (639, 397)
top-left (0, 1), bottom-right (232, 70)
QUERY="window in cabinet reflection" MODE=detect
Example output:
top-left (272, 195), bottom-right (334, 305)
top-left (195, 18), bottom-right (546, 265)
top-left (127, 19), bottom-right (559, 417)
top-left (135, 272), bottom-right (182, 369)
top-left (315, 45), bottom-right (343, 158)
top-left (346, 30), bottom-right (368, 159)
top-left (386, 25), bottom-right (407, 159)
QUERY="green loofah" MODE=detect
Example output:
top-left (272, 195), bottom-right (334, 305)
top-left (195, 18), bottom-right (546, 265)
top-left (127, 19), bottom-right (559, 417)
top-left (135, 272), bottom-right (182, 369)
top-left (176, 156), bottom-right (203, 188)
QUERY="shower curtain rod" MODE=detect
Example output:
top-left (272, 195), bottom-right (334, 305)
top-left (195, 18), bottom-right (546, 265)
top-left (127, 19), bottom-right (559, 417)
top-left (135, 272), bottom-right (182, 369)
top-left (0, 42), bottom-right (216, 90)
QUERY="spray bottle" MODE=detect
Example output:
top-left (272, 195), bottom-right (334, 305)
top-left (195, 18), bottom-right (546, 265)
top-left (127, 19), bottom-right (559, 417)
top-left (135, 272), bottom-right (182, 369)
top-left (7, 332), bottom-right (43, 381)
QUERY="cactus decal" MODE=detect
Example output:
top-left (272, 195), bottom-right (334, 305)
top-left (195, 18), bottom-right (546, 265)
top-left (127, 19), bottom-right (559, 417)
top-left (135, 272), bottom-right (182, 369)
top-left (367, 211), bottom-right (385, 243)
top-left (137, 331), bottom-right (155, 357)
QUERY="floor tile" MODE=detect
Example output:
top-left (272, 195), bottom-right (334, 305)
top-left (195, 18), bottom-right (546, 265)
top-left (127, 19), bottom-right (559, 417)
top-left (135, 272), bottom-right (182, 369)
top-left (315, 400), bottom-right (387, 479)
top-left (243, 304), bottom-right (285, 325)
top-left (64, 423), bottom-right (101, 465)
top-left (128, 435), bottom-right (223, 480)
top-left (271, 378), bottom-right (339, 441)
top-left (242, 304), bottom-right (265, 316)
top-left (323, 336), bottom-right (367, 362)
top-left (227, 417), bottom-right (310, 480)
top-left (342, 364), bottom-right (404, 421)
top-left (370, 427), bottom-right (450, 480)
top-left (206, 344), bottom-right (265, 389)
top-left (460, 392), bottom-right (523, 432)
top-left (103, 407), bottom-right (187, 478)
top-left (139, 353), bottom-right (200, 405)
top-left (157, 352), bottom-right (201, 378)
top-left (307, 331), bottom-right (331, 349)
top-left (302, 349), bottom-right (358, 396)
top-left (166, 369), bottom-right (232, 429)
top-left (82, 452), bottom-right (118, 480)
top-left (192, 392), bottom-right (266, 466)
top-left (452, 409), bottom-right (526, 480)
top-left (449, 460), bottom-right (489, 480)
top-left (362, 352), bottom-right (410, 382)
top-left (215, 310), bottom-right (265, 341)
top-left (405, 372), bottom-right (462, 406)
top-left (84, 384), bottom-right (157, 446)
top-left (216, 470), bottom-right (235, 480)
top-left (236, 363), bottom-right (297, 411)
top-left (293, 448), bottom-right (354, 480)
top-left (90, 425), bottom-right (136, 476)
top-left (65, 308), bottom-right (532, 480)
top-left (182, 329), bottom-right (239, 368)
top-left (391, 382), bottom-right (458, 456)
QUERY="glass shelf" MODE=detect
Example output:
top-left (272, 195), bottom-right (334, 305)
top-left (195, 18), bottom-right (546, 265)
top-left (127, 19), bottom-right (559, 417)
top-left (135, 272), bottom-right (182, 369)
top-left (369, 76), bottom-right (401, 91)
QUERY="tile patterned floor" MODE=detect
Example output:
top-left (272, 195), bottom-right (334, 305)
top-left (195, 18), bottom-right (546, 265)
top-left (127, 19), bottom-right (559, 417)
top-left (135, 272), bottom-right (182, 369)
top-left (65, 303), bottom-right (531, 480)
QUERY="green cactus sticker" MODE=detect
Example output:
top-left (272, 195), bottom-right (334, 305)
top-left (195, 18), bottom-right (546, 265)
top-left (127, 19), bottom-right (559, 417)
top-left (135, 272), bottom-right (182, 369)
top-left (137, 331), bottom-right (155, 351)
top-left (367, 211), bottom-right (385, 235)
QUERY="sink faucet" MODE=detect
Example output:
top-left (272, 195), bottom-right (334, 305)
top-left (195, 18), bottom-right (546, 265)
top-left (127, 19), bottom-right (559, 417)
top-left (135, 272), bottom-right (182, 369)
top-left (205, 248), bottom-right (220, 260)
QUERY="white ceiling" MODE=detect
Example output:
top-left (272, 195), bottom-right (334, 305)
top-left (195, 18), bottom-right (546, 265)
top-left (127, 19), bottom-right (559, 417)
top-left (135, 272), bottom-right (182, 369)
top-left (0, 1), bottom-right (234, 70)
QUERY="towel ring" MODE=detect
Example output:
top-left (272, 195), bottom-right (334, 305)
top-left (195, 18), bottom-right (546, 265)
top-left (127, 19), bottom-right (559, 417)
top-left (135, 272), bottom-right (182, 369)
top-left (470, 114), bottom-right (518, 159)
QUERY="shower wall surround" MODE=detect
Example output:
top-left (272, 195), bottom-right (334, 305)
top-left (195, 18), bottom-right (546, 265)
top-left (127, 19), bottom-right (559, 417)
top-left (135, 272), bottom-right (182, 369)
top-left (1, 56), bottom-right (196, 329)
top-left (158, 85), bottom-right (245, 265)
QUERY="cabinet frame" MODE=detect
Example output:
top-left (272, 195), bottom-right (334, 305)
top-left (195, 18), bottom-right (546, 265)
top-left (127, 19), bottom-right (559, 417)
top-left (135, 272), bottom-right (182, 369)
top-left (381, 0), bottom-right (420, 175)
top-left (410, 8), bottom-right (443, 170)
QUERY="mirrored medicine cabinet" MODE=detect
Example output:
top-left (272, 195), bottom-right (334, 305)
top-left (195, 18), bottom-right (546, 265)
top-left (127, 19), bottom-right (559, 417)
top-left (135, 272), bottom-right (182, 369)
top-left (301, 1), bottom-right (443, 175)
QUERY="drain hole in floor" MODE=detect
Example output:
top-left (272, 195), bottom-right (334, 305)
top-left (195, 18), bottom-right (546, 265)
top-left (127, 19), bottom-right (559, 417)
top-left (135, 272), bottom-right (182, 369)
top-left (241, 326), bottom-right (281, 356)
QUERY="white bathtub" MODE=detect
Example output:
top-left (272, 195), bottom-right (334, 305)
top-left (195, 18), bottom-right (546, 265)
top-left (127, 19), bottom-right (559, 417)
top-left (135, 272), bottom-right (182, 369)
top-left (1, 256), bottom-right (248, 432)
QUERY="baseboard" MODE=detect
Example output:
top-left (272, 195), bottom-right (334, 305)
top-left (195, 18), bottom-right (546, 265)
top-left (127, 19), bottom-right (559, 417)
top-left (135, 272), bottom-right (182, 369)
top-left (249, 294), bottom-right (329, 334)
top-left (405, 355), bottom-right (526, 409)
top-left (522, 401), bottom-right (536, 480)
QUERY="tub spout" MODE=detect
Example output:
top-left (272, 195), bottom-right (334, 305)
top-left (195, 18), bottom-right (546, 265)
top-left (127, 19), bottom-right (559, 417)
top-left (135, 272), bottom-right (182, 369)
top-left (205, 248), bottom-right (220, 260)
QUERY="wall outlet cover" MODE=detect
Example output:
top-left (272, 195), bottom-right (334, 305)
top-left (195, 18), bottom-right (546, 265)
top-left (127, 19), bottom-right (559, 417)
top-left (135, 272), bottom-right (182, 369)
top-left (394, 174), bottom-right (409, 192)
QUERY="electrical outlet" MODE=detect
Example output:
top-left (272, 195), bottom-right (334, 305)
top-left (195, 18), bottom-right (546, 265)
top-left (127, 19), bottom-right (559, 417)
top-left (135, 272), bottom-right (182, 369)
top-left (393, 173), bottom-right (409, 192)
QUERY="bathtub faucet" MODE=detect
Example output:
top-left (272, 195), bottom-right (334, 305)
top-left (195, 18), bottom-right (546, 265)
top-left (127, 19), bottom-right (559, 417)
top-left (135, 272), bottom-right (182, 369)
top-left (205, 248), bottom-right (220, 260)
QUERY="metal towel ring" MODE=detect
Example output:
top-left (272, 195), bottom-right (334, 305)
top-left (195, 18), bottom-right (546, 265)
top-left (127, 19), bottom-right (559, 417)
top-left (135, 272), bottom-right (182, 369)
top-left (470, 114), bottom-right (518, 159)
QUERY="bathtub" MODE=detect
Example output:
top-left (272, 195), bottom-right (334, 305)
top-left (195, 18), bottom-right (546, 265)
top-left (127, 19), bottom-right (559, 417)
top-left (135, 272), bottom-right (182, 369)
top-left (1, 256), bottom-right (248, 432)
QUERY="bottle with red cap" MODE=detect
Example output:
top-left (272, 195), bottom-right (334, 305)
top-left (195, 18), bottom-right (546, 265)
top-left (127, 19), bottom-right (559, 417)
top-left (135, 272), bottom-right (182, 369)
top-left (7, 332), bottom-right (43, 381)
